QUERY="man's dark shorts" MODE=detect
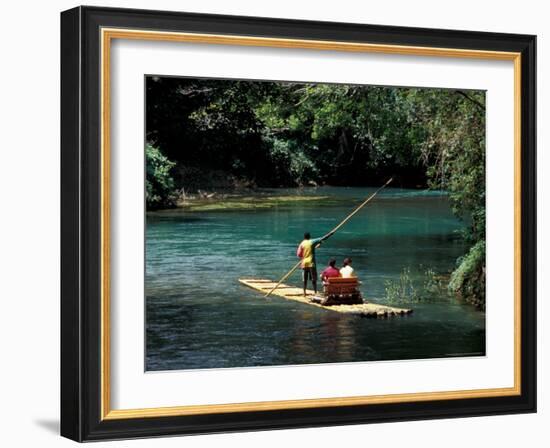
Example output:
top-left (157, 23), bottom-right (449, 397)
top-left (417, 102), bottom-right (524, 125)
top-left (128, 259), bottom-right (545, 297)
top-left (302, 267), bottom-right (318, 282)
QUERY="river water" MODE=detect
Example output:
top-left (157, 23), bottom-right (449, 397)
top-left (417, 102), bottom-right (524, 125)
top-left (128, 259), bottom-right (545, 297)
top-left (146, 187), bottom-right (485, 371)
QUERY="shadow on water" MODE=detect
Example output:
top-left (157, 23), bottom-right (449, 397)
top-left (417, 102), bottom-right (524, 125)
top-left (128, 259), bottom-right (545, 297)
top-left (145, 187), bottom-right (485, 371)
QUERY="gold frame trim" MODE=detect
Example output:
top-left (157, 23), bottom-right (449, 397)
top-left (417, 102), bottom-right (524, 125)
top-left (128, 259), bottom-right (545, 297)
top-left (100, 28), bottom-right (522, 421)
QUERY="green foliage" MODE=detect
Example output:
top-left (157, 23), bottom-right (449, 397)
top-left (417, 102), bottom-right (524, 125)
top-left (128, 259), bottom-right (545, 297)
top-left (264, 136), bottom-right (318, 185)
top-left (258, 84), bottom-right (425, 185)
top-left (384, 268), bottom-right (420, 304)
top-left (404, 89), bottom-right (486, 243)
top-left (448, 241), bottom-right (486, 309)
top-left (384, 267), bottom-right (449, 304)
top-left (145, 143), bottom-right (176, 209)
top-left (422, 268), bottom-right (446, 295)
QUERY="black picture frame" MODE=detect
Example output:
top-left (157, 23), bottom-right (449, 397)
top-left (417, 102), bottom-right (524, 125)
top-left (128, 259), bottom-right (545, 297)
top-left (61, 5), bottom-right (536, 442)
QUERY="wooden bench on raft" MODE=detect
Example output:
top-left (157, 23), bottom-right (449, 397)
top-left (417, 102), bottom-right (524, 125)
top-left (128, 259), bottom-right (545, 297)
top-left (312, 277), bottom-right (363, 306)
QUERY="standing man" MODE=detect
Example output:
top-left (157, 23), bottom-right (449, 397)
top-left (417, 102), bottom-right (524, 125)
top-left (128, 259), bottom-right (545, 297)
top-left (297, 231), bottom-right (334, 296)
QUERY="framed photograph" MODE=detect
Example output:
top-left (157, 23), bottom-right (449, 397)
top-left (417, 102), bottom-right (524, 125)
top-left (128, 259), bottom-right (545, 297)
top-left (60, 6), bottom-right (536, 441)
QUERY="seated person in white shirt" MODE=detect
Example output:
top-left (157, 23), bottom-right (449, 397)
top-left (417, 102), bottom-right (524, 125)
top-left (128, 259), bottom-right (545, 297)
top-left (339, 257), bottom-right (356, 278)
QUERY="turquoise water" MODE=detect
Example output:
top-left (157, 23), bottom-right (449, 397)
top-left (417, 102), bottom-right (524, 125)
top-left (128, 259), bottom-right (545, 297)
top-left (146, 187), bottom-right (485, 371)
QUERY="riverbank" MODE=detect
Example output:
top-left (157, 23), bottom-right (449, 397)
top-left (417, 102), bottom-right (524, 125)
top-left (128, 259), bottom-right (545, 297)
top-left (148, 185), bottom-right (438, 213)
top-left (173, 190), bottom-right (330, 212)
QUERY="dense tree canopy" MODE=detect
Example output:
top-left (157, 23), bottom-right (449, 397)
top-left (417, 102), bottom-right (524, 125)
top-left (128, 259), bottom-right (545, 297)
top-left (145, 76), bottom-right (486, 308)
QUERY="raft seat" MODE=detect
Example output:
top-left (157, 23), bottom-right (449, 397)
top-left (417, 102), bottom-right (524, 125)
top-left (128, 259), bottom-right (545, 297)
top-left (321, 277), bottom-right (363, 306)
top-left (324, 277), bottom-right (360, 294)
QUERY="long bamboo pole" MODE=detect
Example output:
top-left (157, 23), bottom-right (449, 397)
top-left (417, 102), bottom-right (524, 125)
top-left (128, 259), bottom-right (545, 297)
top-left (264, 177), bottom-right (393, 298)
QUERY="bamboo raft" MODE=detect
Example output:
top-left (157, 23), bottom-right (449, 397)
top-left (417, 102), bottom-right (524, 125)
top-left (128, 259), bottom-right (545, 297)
top-left (239, 278), bottom-right (413, 318)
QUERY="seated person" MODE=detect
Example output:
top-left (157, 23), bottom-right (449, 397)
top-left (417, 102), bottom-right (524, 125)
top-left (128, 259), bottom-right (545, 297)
top-left (339, 257), bottom-right (356, 278)
top-left (320, 258), bottom-right (341, 284)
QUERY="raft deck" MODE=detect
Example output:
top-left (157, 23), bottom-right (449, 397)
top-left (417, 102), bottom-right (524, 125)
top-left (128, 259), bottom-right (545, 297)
top-left (239, 278), bottom-right (413, 318)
